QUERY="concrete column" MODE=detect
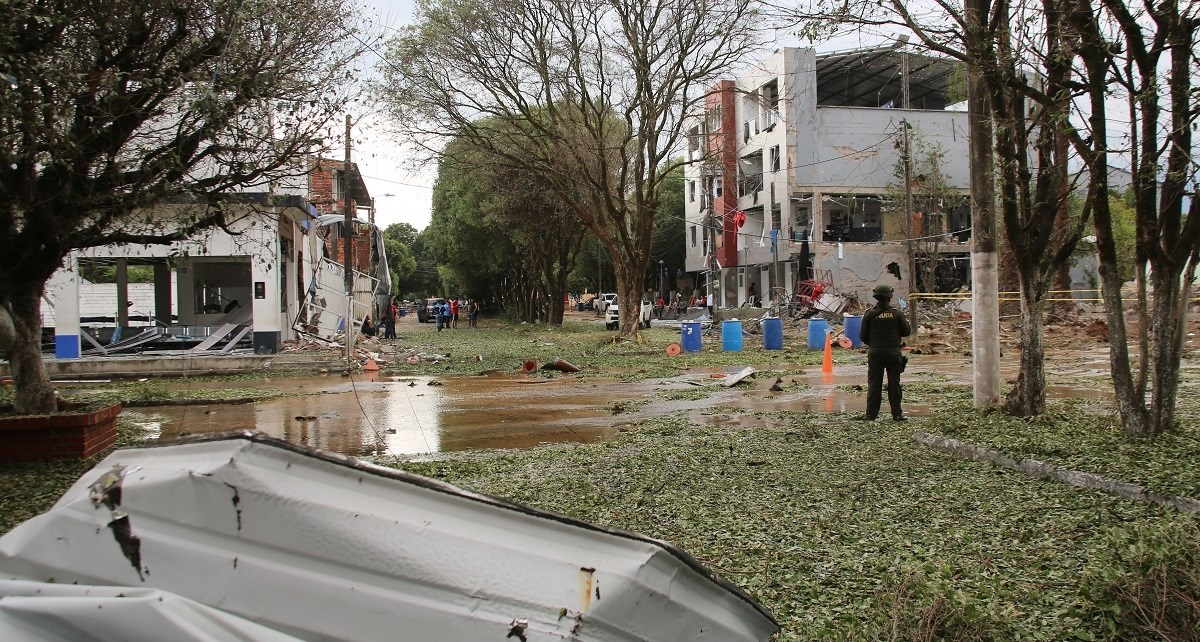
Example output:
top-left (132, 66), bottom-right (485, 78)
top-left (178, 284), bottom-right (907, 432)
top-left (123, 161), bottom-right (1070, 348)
top-left (251, 240), bottom-right (282, 354)
top-left (115, 258), bottom-right (128, 328)
top-left (153, 262), bottom-right (172, 327)
top-left (50, 256), bottom-right (81, 359)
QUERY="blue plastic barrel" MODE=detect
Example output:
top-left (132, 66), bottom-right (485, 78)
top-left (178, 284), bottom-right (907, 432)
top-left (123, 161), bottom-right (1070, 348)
top-left (843, 314), bottom-right (863, 348)
top-left (681, 321), bottom-right (702, 352)
top-left (806, 318), bottom-right (829, 349)
top-left (762, 317), bottom-right (783, 350)
top-left (721, 320), bottom-right (743, 352)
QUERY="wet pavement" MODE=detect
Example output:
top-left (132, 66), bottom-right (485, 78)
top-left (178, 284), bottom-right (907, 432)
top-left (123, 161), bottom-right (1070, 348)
top-left (123, 357), bottom-right (1115, 457)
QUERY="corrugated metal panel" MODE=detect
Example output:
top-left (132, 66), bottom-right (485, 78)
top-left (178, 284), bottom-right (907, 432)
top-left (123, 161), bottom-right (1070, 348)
top-left (0, 433), bottom-right (778, 641)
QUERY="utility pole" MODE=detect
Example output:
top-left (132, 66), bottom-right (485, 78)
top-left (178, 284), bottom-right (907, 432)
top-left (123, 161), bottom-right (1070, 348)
top-left (900, 53), bottom-right (918, 328)
top-left (343, 115), bottom-right (354, 363)
top-left (903, 120), bottom-right (917, 328)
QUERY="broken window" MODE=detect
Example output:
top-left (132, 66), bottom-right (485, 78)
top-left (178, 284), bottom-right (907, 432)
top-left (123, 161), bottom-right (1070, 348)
top-left (822, 195), bottom-right (882, 242)
top-left (769, 145), bottom-right (780, 173)
top-left (792, 195), bottom-right (813, 241)
top-left (738, 152), bottom-right (764, 198)
top-left (762, 80), bottom-right (780, 129)
top-left (705, 105), bottom-right (721, 134)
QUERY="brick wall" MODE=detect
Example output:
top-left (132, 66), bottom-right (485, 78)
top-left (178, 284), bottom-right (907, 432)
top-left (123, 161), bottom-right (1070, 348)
top-left (0, 402), bottom-right (121, 464)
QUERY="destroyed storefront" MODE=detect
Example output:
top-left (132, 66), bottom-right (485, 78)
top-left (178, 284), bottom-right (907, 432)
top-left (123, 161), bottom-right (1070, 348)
top-left (43, 200), bottom-right (390, 359)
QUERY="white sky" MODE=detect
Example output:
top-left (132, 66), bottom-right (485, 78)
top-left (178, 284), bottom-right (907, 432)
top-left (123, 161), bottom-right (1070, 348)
top-left (353, 0), bottom-right (433, 232)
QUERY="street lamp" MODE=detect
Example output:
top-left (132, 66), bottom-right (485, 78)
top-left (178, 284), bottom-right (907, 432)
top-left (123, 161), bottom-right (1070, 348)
top-left (659, 259), bottom-right (664, 297)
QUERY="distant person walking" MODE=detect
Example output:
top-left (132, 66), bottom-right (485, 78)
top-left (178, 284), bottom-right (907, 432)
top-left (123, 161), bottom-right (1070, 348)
top-left (450, 297), bottom-right (460, 329)
top-left (382, 300), bottom-right (396, 340)
top-left (469, 299), bottom-right (480, 328)
top-left (856, 284), bottom-right (912, 421)
top-left (435, 299), bottom-right (445, 331)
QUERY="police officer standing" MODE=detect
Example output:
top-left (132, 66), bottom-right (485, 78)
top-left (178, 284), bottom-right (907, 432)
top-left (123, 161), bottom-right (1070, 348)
top-left (857, 284), bottom-right (912, 421)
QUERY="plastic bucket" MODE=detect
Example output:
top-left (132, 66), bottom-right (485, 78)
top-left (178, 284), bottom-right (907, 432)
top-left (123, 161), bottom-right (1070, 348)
top-left (721, 320), bottom-right (743, 352)
top-left (762, 317), bottom-right (783, 350)
top-left (681, 321), bottom-right (702, 353)
top-left (843, 314), bottom-right (863, 347)
top-left (806, 318), bottom-right (829, 349)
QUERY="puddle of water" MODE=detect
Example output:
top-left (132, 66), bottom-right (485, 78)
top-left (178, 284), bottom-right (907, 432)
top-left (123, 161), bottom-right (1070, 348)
top-left (126, 363), bottom-right (1120, 457)
top-left (130, 373), bottom-right (642, 457)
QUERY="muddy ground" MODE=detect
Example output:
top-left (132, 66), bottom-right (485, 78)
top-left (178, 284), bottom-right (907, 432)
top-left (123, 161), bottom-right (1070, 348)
top-left (84, 303), bottom-right (1200, 458)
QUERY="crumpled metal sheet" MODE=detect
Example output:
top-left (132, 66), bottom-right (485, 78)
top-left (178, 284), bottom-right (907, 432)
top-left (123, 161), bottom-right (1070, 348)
top-left (0, 579), bottom-right (301, 641)
top-left (0, 433), bottom-right (778, 641)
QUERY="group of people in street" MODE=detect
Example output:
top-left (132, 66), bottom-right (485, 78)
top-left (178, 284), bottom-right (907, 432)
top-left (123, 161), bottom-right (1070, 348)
top-left (433, 297), bottom-right (479, 331)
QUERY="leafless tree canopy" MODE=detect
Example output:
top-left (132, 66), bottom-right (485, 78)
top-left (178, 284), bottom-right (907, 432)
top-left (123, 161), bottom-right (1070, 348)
top-left (0, 0), bottom-right (367, 266)
top-left (380, 0), bottom-right (759, 335)
top-left (0, 0), bottom-right (370, 414)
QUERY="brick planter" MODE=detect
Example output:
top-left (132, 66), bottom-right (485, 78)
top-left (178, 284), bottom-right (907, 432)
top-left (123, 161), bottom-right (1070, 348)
top-left (0, 402), bottom-right (121, 464)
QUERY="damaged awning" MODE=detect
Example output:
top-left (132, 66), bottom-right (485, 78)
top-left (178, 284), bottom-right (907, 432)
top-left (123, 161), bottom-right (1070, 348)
top-left (0, 433), bottom-right (778, 641)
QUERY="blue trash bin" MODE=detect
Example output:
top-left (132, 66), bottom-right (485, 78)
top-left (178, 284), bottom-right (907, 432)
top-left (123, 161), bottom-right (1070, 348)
top-left (722, 320), bottom-right (743, 352)
top-left (843, 314), bottom-right (863, 348)
top-left (762, 317), bottom-right (783, 350)
top-left (806, 318), bottom-right (829, 350)
top-left (681, 321), bottom-right (702, 352)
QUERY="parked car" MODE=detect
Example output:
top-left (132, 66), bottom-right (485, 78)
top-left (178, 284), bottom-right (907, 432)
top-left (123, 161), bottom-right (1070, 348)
top-left (605, 297), bottom-right (652, 330)
top-left (595, 293), bottom-right (617, 316)
top-left (417, 298), bottom-right (440, 323)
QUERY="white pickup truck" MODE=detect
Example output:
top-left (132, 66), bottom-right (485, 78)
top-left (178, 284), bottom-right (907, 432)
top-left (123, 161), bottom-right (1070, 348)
top-left (605, 297), bottom-right (653, 330)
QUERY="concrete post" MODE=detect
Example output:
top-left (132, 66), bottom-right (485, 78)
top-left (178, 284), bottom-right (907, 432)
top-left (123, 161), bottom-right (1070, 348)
top-left (50, 256), bottom-right (81, 359)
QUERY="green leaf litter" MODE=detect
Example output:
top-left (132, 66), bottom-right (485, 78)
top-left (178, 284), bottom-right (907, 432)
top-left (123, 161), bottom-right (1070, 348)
top-left (379, 411), bottom-right (1175, 640)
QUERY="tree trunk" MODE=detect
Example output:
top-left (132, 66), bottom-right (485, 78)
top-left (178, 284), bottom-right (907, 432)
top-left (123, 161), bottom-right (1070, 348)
top-left (1004, 273), bottom-right (1046, 416)
top-left (1147, 265), bottom-right (1188, 435)
top-left (612, 260), bottom-right (644, 337)
top-left (1094, 232), bottom-right (1150, 436)
top-left (4, 285), bottom-right (57, 414)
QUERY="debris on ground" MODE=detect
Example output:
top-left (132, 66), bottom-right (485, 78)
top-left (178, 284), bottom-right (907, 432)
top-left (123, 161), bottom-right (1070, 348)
top-left (722, 367), bottom-right (757, 388)
top-left (541, 358), bottom-right (581, 373)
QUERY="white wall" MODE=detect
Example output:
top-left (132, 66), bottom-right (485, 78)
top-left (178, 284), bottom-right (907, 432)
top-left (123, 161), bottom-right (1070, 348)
top-left (806, 107), bottom-right (970, 190)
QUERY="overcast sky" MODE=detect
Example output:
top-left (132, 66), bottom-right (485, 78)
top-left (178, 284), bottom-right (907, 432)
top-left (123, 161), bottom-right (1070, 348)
top-left (352, 0), bottom-right (432, 233)
top-left (351, 1), bottom-right (914, 232)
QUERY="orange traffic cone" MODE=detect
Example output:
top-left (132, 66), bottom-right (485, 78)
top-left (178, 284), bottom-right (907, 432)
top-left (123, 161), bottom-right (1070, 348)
top-left (822, 330), bottom-right (834, 374)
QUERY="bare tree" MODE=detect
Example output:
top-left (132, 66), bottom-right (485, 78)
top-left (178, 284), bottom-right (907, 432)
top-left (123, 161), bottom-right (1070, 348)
top-left (1065, 0), bottom-right (1200, 436)
top-left (378, 0), bottom-right (759, 337)
top-left (0, 0), bottom-right (369, 414)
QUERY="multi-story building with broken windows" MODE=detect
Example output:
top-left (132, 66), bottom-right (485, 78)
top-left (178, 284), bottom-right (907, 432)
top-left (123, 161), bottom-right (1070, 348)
top-left (683, 45), bottom-right (973, 310)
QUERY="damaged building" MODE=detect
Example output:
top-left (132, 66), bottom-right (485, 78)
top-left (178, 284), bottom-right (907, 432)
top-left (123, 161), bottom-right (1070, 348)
top-left (42, 158), bottom-right (388, 359)
top-left (683, 44), bottom-right (972, 309)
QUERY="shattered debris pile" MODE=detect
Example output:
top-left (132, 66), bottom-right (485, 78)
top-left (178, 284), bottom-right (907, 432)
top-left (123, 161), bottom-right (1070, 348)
top-left (280, 334), bottom-right (448, 370)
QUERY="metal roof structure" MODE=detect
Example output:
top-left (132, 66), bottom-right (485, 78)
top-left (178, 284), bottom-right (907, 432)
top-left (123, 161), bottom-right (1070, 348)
top-left (815, 46), bottom-right (963, 110)
top-left (0, 433), bottom-right (779, 641)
